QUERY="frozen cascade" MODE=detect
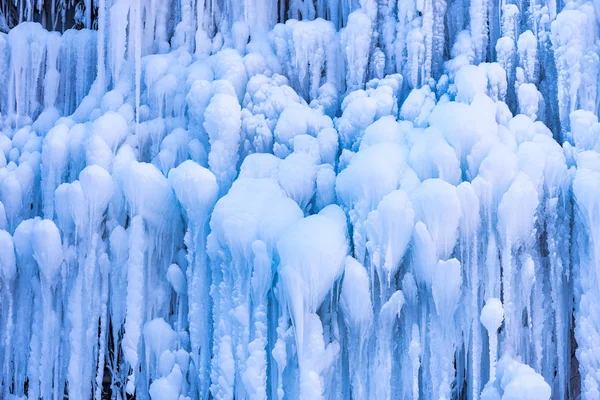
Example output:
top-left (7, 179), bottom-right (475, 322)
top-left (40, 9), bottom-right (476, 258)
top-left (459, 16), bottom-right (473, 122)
top-left (1, 0), bottom-right (600, 399)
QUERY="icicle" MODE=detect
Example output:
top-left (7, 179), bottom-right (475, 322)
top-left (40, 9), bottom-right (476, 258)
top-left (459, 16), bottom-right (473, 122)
top-left (340, 11), bottom-right (372, 92)
top-left (0, 230), bottom-right (16, 399)
top-left (497, 173), bottom-right (538, 350)
top-left (408, 324), bottom-right (421, 400)
top-left (481, 298), bottom-right (503, 383)
top-left (123, 216), bottom-right (146, 395)
top-left (340, 256), bottom-right (373, 400)
top-left (470, 0), bottom-right (488, 64)
top-left (32, 219), bottom-right (63, 400)
top-left (135, 0), bottom-right (142, 137)
top-left (168, 160), bottom-right (218, 400)
top-left (94, 254), bottom-right (110, 400)
top-left (431, 259), bottom-right (462, 400)
top-left (243, 240), bottom-right (271, 400)
top-left (573, 167), bottom-right (600, 398)
top-left (84, 0), bottom-right (91, 29)
top-left (431, 0), bottom-right (447, 78)
top-left (373, 290), bottom-right (404, 400)
top-left (0, 3), bottom-right (595, 399)
top-left (96, 0), bottom-right (106, 95)
top-left (109, 1), bottom-right (129, 84)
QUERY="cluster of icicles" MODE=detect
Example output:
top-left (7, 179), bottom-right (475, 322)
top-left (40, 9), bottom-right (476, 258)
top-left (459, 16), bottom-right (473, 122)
top-left (1, 0), bottom-right (600, 399)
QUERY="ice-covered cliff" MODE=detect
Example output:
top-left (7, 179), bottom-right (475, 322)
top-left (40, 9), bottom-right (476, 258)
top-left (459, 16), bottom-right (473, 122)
top-left (0, 0), bottom-right (599, 399)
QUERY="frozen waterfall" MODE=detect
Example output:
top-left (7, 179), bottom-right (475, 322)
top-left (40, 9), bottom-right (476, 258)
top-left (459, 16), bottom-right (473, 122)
top-left (0, 0), bottom-right (599, 399)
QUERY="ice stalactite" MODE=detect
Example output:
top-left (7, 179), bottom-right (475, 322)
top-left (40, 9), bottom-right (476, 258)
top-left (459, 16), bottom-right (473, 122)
top-left (341, 11), bottom-right (372, 92)
top-left (395, 0), bottom-right (417, 78)
top-left (122, 215), bottom-right (146, 396)
top-left (63, 165), bottom-right (114, 399)
top-left (60, 28), bottom-right (97, 117)
top-left (336, 142), bottom-right (414, 264)
top-left (271, 18), bottom-right (338, 101)
top-left (135, 0), bottom-right (142, 136)
top-left (470, 0), bottom-right (489, 64)
top-left (517, 30), bottom-right (538, 85)
top-left (208, 175), bottom-right (302, 399)
top-left (168, 160), bottom-right (218, 399)
top-left (277, 206), bottom-right (348, 399)
top-left (572, 110), bottom-right (600, 400)
top-left (30, 219), bottom-right (63, 400)
top-left (7, 23), bottom-right (48, 121)
top-left (497, 172), bottom-right (539, 352)
top-left (0, 229), bottom-right (16, 399)
top-left (480, 298), bottom-right (504, 384)
top-left (431, 0), bottom-right (448, 79)
top-left (431, 258), bottom-right (462, 400)
top-left (204, 88), bottom-right (242, 195)
top-left (339, 256), bottom-right (373, 400)
top-left (551, 3), bottom-right (599, 138)
top-left (457, 181), bottom-right (481, 398)
top-left (372, 289), bottom-right (405, 400)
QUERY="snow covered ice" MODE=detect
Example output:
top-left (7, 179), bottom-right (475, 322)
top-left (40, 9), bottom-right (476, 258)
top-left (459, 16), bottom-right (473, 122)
top-left (1, 0), bottom-right (600, 399)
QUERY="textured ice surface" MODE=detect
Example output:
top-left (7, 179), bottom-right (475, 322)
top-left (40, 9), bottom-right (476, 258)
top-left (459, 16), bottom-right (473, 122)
top-left (0, 0), bottom-right (598, 399)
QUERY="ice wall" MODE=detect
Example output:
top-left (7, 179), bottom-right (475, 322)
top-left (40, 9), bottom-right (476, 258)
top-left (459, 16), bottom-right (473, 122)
top-left (0, 0), bottom-right (599, 399)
